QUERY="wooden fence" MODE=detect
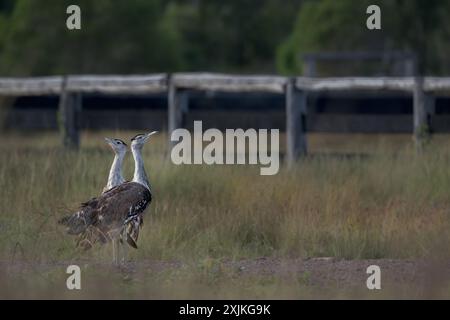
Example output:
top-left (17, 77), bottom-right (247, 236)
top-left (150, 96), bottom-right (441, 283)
top-left (1, 73), bottom-right (450, 164)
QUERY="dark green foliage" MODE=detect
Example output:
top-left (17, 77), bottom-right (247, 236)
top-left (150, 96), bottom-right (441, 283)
top-left (0, 0), bottom-right (184, 75)
top-left (277, 0), bottom-right (450, 75)
top-left (1, 1), bottom-right (449, 76)
top-left (0, 0), bottom-right (301, 75)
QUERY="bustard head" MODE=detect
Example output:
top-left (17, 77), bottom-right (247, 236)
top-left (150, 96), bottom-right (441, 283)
top-left (104, 138), bottom-right (128, 155)
top-left (131, 131), bottom-right (158, 149)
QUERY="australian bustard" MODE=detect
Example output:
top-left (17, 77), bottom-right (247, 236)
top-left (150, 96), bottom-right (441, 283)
top-left (70, 137), bottom-right (128, 253)
top-left (104, 136), bottom-right (149, 252)
top-left (123, 132), bottom-right (158, 250)
top-left (103, 137), bottom-right (128, 263)
top-left (59, 132), bottom-right (157, 264)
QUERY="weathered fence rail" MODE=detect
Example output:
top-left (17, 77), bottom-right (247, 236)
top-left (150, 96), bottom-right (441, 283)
top-left (173, 73), bottom-right (287, 93)
top-left (66, 75), bottom-right (167, 94)
top-left (0, 75), bottom-right (168, 96)
top-left (295, 77), bottom-right (415, 92)
top-left (1, 74), bottom-right (450, 164)
top-left (0, 76), bottom-right (63, 96)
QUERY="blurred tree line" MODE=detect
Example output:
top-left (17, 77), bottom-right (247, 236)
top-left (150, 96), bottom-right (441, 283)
top-left (0, 0), bottom-right (449, 76)
top-left (0, 0), bottom-right (302, 75)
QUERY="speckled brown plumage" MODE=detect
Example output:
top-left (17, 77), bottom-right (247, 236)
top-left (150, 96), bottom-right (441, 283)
top-left (59, 182), bottom-right (151, 248)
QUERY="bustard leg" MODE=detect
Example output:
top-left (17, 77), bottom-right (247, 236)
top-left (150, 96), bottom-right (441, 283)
top-left (112, 238), bottom-right (119, 265)
top-left (121, 228), bottom-right (128, 264)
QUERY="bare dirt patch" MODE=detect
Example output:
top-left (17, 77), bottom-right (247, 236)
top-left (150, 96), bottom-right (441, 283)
top-left (2, 257), bottom-right (450, 299)
top-left (2, 257), bottom-right (449, 288)
top-left (225, 257), bottom-right (438, 287)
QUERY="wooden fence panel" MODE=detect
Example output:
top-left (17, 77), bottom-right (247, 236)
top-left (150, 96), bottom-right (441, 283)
top-left (3, 74), bottom-right (450, 158)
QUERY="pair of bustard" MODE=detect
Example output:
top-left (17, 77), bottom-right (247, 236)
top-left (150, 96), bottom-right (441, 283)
top-left (59, 132), bottom-right (157, 264)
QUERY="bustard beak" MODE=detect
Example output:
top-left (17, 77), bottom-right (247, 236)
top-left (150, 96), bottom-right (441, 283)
top-left (104, 137), bottom-right (113, 145)
top-left (144, 131), bottom-right (158, 141)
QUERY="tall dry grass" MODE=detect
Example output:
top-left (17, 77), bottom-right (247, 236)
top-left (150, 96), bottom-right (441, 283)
top-left (1, 131), bottom-right (450, 299)
top-left (1, 131), bottom-right (450, 263)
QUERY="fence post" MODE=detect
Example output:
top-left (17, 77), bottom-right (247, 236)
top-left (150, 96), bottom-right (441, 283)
top-left (168, 74), bottom-right (185, 148)
top-left (75, 92), bottom-right (83, 132)
top-left (404, 57), bottom-right (417, 77)
top-left (179, 90), bottom-right (189, 128)
top-left (286, 78), bottom-right (307, 166)
top-left (58, 76), bottom-right (80, 149)
top-left (303, 58), bottom-right (316, 77)
top-left (413, 76), bottom-right (431, 153)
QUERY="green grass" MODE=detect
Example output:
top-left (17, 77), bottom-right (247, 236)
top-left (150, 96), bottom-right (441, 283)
top-left (1, 131), bottom-right (450, 298)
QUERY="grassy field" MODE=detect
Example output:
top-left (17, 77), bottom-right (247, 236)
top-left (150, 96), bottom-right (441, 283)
top-left (1, 131), bottom-right (450, 299)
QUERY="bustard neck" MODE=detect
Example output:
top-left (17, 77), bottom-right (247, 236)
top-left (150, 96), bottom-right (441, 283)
top-left (131, 146), bottom-right (150, 190)
top-left (106, 152), bottom-right (125, 190)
